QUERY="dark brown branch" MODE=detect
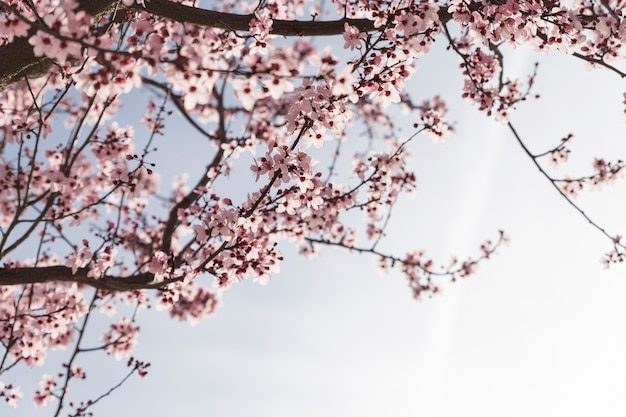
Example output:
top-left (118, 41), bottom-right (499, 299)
top-left (0, 266), bottom-right (176, 291)
top-left (140, 0), bottom-right (376, 36)
top-left (0, 38), bottom-right (49, 92)
top-left (158, 87), bottom-right (227, 253)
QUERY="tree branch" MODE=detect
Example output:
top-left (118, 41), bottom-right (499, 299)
top-left (0, 266), bottom-right (175, 291)
top-left (507, 121), bottom-right (624, 247)
top-left (139, 0), bottom-right (376, 36)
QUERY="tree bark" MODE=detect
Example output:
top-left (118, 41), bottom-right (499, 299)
top-left (0, 266), bottom-right (166, 291)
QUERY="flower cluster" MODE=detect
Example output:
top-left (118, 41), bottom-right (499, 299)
top-left (249, 10), bottom-right (273, 54)
top-left (0, 282), bottom-right (88, 368)
top-left (101, 318), bottom-right (140, 360)
top-left (0, 382), bottom-right (22, 408)
top-left (343, 23), bottom-right (366, 50)
top-left (27, 2), bottom-right (92, 64)
top-left (33, 375), bottom-right (57, 407)
top-left (556, 158), bottom-right (624, 198)
top-left (286, 80), bottom-right (353, 146)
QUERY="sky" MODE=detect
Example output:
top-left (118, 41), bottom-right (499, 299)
top-left (7, 18), bottom-right (626, 417)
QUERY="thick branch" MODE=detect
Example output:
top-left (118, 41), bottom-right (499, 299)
top-left (0, 38), bottom-right (50, 92)
top-left (0, 266), bottom-right (173, 291)
top-left (141, 0), bottom-right (376, 35)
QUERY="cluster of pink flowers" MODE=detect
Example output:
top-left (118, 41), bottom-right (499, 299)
top-left (1, 282), bottom-right (88, 368)
top-left (343, 23), bottom-right (366, 50)
top-left (286, 79), bottom-right (354, 146)
top-left (0, 382), bottom-right (22, 408)
top-left (249, 10), bottom-right (273, 54)
top-left (0, 4), bottom-right (29, 44)
top-left (558, 158), bottom-right (624, 198)
top-left (101, 318), bottom-right (140, 360)
top-left (416, 96), bottom-right (452, 141)
top-left (33, 375), bottom-right (57, 407)
top-left (27, 1), bottom-right (92, 64)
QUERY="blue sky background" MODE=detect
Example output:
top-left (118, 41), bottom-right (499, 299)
top-left (6, 21), bottom-right (626, 417)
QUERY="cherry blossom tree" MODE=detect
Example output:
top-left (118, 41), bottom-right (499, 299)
top-left (0, 0), bottom-right (624, 414)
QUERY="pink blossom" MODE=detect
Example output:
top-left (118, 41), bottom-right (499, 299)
top-left (249, 10), bottom-right (273, 40)
top-left (559, 179), bottom-right (584, 198)
top-left (28, 31), bottom-right (60, 59)
top-left (5, 385), bottom-right (22, 408)
top-left (550, 147), bottom-right (570, 167)
top-left (34, 375), bottom-right (56, 407)
top-left (343, 23), bottom-right (365, 50)
top-left (88, 246), bottom-right (117, 278)
top-left (0, 14), bottom-right (30, 43)
top-left (65, 243), bottom-right (92, 275)
top-left (147, 250), bottom-right (170, 282)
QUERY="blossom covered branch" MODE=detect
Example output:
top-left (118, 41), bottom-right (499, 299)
top-left (0, 0), bottom-right (625, 413)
